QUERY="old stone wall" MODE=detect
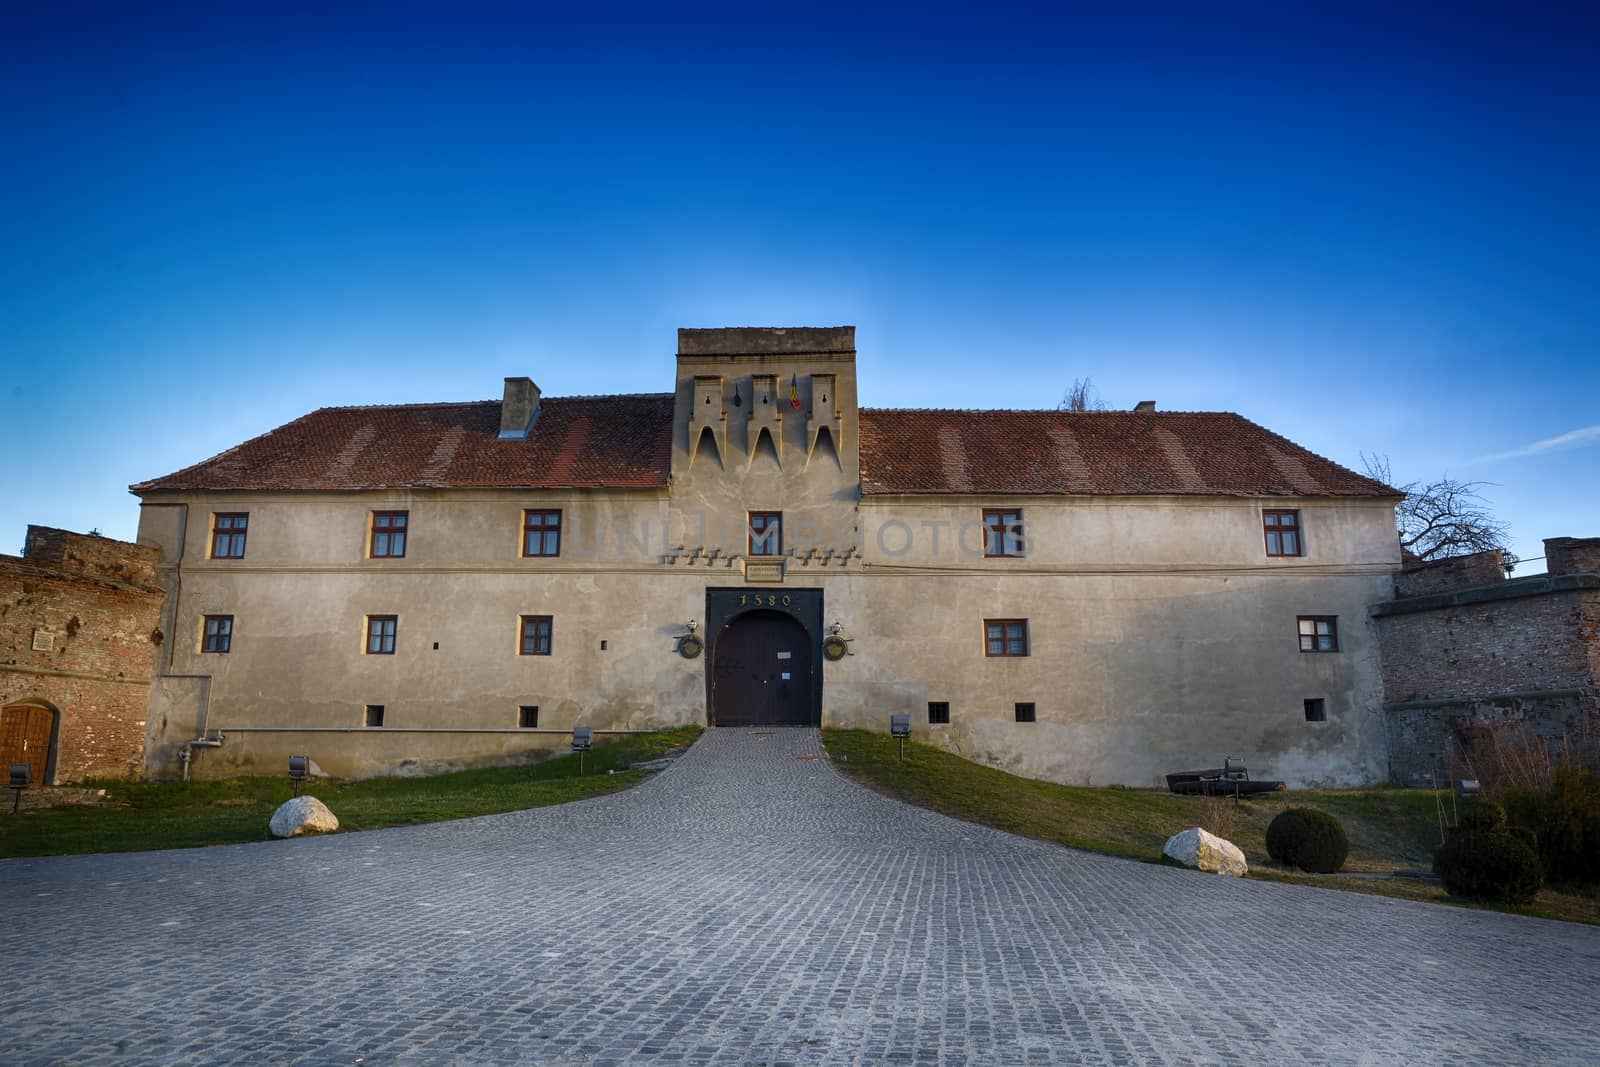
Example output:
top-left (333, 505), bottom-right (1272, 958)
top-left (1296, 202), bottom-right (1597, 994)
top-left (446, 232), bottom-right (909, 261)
top-left (1375, 542), bottom-right (1600, 785)
top-left (1393, 550), bottom-right (1505, 598)
top-left (0, 532), bottom-right (165, 782)
top-left (1546, 536), bottom-right (1600, 579)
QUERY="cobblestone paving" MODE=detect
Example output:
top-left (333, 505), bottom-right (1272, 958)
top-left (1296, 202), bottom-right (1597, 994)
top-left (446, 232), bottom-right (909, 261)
top-left (4, 728), bottom-right (1600, 1065)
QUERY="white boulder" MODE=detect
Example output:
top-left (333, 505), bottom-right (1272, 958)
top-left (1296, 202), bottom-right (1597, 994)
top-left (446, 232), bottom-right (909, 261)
top-left (1163, 826), bottom-right (1248, 877)
top-left (270, 796), bottom-right (340, 838)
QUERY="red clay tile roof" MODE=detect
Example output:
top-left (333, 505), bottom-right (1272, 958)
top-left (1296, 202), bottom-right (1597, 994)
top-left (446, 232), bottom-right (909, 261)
top-left (856, 409), bottom-right (1397, 497)
top-left (132, 396), bottom-right (1395, 498)
top-left (130, 395), bottom-right (675, 493)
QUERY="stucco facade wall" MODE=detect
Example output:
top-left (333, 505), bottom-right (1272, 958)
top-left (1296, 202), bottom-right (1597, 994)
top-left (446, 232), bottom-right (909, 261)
top-left (138, 491), bottom-right (1394, 786)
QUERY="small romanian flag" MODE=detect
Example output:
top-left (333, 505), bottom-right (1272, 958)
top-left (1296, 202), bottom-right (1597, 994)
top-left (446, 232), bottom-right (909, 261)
top-left (789, 374), bottom-right (800, 410)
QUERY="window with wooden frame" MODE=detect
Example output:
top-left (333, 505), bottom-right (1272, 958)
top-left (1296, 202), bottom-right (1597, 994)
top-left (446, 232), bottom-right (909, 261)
top-left (983, 508), bottom-right (1025, 557)
top-left (522, 509), bottom-right (562, 557)
top-left (202, 615), bottom-right (233, 654)
top-left (520, 615), bottom-right (553, 656)
top-left (1297, 616), bottom-right (1339, 653)
top-left (748, 511), bottom-right (782, 556)
top-left (984, 619), bottom-right (1030, 657)
top-left (365, 615), bottom-right (398, 655)
top-left (370, 511), bottom-right (408, 558)
top-left (1264, 509), bottom-right (1302, 557)
top-left (211, 513), bottom-right (249, 558)
top-left (927, 701), bottom-right (950, 725)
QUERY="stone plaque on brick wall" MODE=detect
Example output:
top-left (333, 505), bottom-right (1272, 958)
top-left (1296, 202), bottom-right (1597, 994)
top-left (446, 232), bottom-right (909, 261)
top-left (32, 629), bottom-right (54, 652)
top-left (743, 560), bottom-right (785, 584)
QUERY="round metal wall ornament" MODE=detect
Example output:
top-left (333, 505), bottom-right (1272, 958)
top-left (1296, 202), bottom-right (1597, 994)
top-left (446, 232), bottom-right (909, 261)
top-left (822, 635), bottom-right (848, 662)
top-left (677, 633), bottom-right (705, 659)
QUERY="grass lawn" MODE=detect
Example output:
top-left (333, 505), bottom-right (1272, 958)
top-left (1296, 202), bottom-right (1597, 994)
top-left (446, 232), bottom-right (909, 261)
top-left (823, 728), bottom-right (1600, 926)
top-left (0, 727), bottom-right (702, 859)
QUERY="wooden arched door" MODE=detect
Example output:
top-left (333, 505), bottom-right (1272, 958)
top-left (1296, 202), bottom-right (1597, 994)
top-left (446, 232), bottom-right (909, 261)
top-left (1, 702), bottom-right (58, 785)
top-left (711, 610), bottom-right (815, 726)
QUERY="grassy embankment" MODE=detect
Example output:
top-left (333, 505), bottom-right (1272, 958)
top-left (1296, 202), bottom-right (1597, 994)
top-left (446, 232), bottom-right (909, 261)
top-left (823, 728), bottom-right (1600, 926)
top-left (0, 727), bottom-right (701, 859)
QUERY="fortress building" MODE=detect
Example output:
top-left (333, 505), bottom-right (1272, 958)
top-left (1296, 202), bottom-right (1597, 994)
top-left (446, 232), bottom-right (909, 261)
top-left (131, 327), bottom-right (1401, 785)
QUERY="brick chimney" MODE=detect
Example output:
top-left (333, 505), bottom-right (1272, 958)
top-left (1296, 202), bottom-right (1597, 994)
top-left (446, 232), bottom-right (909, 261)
top-left (498, 376), bottom-right (542, 440)
top-left (1544, 536), bottom-right (1600, 578)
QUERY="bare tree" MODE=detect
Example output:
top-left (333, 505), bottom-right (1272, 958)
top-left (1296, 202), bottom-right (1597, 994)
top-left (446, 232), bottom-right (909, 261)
top-left (1058, 377), bottom-right (1105, 412)
top-left (1361, 453), bottom-right (1516, 568)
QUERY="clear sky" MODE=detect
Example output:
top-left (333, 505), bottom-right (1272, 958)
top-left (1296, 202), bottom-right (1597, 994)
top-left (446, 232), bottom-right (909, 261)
top-left (3, 4), bottom-right (1596, 570)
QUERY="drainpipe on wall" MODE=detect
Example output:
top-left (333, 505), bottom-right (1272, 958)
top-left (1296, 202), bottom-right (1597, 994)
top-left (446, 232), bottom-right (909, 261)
top-left (150, 503), bottom-right (224, 780)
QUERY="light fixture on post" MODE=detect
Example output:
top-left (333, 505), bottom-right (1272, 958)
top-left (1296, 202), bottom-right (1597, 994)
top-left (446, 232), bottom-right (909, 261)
top-left (890, 714), bottom-right (910, 762)
top-left (8, 764), bottom-right (30, 813)
top-left (288, 755), bottom-right (310, 797)
top-left (572, 726), bottom-right (593, 775)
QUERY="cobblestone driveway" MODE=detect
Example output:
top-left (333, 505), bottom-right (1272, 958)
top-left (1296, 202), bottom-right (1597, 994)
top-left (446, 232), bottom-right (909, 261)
top-left (4, 728), bottom-right (1599, 1065)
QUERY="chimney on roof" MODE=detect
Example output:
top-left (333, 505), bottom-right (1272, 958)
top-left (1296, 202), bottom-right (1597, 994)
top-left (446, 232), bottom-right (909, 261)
top-left (499, 377), bottom-right (542, 440)
top-left (1134, 400), bottom-right (1156, 413)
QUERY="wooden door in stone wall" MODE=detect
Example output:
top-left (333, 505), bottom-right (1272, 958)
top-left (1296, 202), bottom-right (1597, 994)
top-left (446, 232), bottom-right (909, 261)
top-left (0, 703), bottom-right (56, 785)
top-left (711, 611), bottom-right (814, 726)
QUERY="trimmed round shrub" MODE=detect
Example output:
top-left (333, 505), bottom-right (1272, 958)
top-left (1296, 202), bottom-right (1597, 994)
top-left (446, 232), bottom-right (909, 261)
top-left (1265, 807), bottom-right (1349, 873)
top-left (1433, 830), bottom-right (1543, 904)
top-left (1457, 797), bottom-right (1507, 834)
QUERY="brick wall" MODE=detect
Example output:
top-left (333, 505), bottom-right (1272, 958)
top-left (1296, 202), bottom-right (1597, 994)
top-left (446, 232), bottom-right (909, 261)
top-left (1546, 537), bottom-right (1600, 579)
top-left (0, 533), bottom-right (165, 782)
top-left (1393, 550), bottom-right (1506, 598)
top-left (24, 525), bottom-right (159, 587)
top-left (1375, 539), bottom-right (1600, 784)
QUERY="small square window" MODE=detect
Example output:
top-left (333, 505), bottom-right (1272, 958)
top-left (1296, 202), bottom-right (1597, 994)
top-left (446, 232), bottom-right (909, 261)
top-left (1264, 509), bottom-right (1302, 557)
top-left (748, 511), bottom-right (783, 556)
top-left (365, 704), bottom-right (385, 728)
top-left (519, 705), bottom-right (540, 728)
top-left (371, 511), bottom-right (408, 558)
top-left (1297, 616), bottom-right (1339, 653)
top-left (1304, 698), bottom-right (1327, 722)
top-left (522, 509), bottom-right (562, 557)
top-left (983, 509), bottom-right (1025, 557)
top-left (928, 701), bottom-right (950, 725)
top-left (202, 615), bottom-right (233, 654)
top-left (520, 615), bottom-right (553, 656)
top-left (1015, 702), bottom-right (1037, 723)
top-left (984, 619), bottom-right (1030, 657)
top-left (366, 615), bottom-right (397, 655)
top-left (211, 513), bottom-right (248, 559)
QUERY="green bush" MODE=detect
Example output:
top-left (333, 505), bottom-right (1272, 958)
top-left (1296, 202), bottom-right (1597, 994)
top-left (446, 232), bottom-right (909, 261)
top-left (1502, 768), bottom-right (1600, 886)
top-left (1265, 807), bottom-right (1349, 873)
top-left (1433, 830), bottom-right (1544, 904)
top-left (1457, 796), bottom-right (1507, 834)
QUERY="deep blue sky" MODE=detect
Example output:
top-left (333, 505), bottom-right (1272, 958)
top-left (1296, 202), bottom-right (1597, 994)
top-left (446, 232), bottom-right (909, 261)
top-left (4, 4), bottom-right (1596, 570)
